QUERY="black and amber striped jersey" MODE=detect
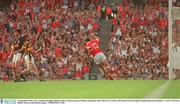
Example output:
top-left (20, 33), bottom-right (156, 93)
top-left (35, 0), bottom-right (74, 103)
top-left (13, 35), bottom-right (27, 51)
top-left (22, 41), bottom-right (33, 55)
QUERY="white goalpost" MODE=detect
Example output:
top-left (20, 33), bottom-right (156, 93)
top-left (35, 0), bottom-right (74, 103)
top-left (168, 0), bottom-right (173, 80)
top-left (168, 0), bottom-right (180, 79)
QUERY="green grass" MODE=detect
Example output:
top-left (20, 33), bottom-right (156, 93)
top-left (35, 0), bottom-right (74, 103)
top-left (162, 80), bottom-right (180, 98)
top-left (0, 80), bottom-right (179, 98)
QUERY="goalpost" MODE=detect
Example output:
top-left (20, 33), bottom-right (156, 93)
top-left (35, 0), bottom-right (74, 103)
top-left (168, 0), bottom-right (180, 79)
top-left (168, 0), bottom-right (173, 80)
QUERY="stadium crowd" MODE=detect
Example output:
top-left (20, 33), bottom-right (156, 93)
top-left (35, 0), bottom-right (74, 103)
top-left (0, 0), bottom-right (168, 81)
top-left (106, 0), bottom-right (168, 79)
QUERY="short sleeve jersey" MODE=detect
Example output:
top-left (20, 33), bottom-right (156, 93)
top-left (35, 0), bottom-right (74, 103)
top-left (85, 38), bottom-right (102, 57)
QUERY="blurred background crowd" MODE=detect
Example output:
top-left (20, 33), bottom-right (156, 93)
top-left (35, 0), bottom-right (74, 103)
top-left (0, 0), bottom-right (173, 81)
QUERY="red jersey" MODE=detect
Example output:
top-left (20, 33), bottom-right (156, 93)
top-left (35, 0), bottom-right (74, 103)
top-left (85, 38), bottom-right (102, 57)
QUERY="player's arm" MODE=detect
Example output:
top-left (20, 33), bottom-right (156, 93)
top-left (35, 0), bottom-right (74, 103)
top-left (36, 47), bottom-right (42, 53)
top-left (84, 53), bottom-right (93, 65)
top-left (84, 46), bottom-right (91, 56)
top-left (84, 47), bottom-right (93, 62)
top-left (91, 34), bottom-right (99, 40)
top-left (84, 47), bottom-right (89, 55)
top-left (90, 34), bottom-right (100, 45)
top-left (8, 45), bottom-right (15, 59)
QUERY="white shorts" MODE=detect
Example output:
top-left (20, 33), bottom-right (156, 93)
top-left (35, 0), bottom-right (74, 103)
top-left (24, 55), bottom-right (35, 68)
top-left (93, 52), bottom-right (107, 65)
top-left (12, 53), bottom-right (22, 63)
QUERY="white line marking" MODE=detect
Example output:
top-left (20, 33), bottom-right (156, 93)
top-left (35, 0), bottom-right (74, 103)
top-left (144, 80), bottom-right (172, 98)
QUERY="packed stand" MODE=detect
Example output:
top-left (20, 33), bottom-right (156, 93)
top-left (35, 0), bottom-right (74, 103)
top-left (0, 0), bottom-right (101, 81)
top-left (105, 0), bottom-right (168, 79)
top-left (0, 0), bottom-right (169, 81)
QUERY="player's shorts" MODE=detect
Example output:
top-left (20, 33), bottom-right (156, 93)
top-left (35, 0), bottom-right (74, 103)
top-left (24, 54), bottom-right (35, 68)
top-left (93, 52), bottom-right (107, 65)
top-left (12, 53), bottom-right (22, 63)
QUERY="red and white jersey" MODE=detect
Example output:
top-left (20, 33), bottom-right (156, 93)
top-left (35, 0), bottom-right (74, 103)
top-left (85, 38), bottom-right (102, 57)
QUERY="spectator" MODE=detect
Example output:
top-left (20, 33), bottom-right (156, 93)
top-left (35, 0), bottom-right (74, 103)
top-left (0, 0), bottom-right (168, 81)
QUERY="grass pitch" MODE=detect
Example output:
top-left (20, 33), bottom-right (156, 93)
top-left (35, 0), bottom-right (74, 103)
top-left (0, 80), bottom-right (179, 98)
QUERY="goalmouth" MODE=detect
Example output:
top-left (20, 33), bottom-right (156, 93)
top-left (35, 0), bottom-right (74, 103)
top-left (169, 0), bottom-right (180, 79)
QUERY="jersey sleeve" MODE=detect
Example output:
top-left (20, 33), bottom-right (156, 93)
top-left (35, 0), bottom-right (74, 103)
top-left (95, 38), bottom-right (100, 45)
top-left (85, 42), bottom-right (90, 49)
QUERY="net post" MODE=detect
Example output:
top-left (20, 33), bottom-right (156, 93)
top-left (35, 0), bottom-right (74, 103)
top-left (168, 0), bottom-right (173, 80)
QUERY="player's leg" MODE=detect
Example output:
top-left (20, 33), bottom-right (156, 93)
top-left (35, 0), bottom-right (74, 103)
top-left (100, 60), bottom-right (113, 80)
top-left (98, 65), bottom-right (105, 76)
top-left (31, 64), bottom-right (39, 79)
top-left (98, 64), bottom-right (111, 79)
top-left (31, 63), bottom-right (40, 80)
top-left (99, 53), bottom-right (113, 80)
top-left (37, 61), bottom-right (46, 81)
top-left (19, 55), bottom-right (31, 81)
top-left (30, 56), bottom-right (45, 81)
top-left (15, 53), bottom-right (22, 76)
top-left (21, 59), bottom-right (31, 75)
top-left (20, 55), bottom-right (40, 81)
top-left (12, 54), bottom-right (19, 80)
top-left (93, 53), bottom-right (105, 75)
top-left (94, 53), bottom-right (113, 80)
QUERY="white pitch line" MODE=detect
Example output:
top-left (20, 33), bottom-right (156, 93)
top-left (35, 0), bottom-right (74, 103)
top-left (144, 80), bottom-right (172, 99)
